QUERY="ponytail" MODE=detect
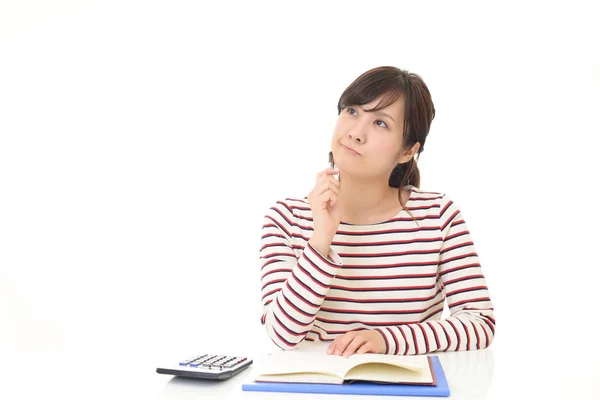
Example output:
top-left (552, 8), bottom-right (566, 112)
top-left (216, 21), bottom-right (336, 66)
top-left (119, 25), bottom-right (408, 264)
top-left (389, 155), bottom-right (421, 225)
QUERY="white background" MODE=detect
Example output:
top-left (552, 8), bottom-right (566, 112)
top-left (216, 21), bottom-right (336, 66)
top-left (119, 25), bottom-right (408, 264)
top-left (1, 1), bottom-right (598, 399)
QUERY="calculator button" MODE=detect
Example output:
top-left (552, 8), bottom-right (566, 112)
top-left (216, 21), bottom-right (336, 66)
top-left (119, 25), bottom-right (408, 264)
top-left (212, 361), bottom-right (229, 368)
top-left (177, 354), bottom-right (247, 370)
top-left (181, 354), bottom-right (209, 366)
top-left (158, 353), bottom-right (253, 381)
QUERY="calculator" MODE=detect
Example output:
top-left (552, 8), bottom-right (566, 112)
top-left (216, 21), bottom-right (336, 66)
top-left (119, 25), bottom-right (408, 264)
top-left (156, 353), bottom-right (253, 380)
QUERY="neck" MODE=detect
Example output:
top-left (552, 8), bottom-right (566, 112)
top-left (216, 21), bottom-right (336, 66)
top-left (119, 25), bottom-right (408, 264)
top-left (338, 173), bottom-right (401, 219)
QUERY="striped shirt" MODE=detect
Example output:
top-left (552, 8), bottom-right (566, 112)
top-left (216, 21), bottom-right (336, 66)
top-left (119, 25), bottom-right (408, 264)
top-left (259, 185), bottom-right (495, 355)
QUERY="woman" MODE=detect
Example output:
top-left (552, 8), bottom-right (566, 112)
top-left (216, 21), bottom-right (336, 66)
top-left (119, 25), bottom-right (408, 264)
top-left (259, 66), bottom-right (495, 357)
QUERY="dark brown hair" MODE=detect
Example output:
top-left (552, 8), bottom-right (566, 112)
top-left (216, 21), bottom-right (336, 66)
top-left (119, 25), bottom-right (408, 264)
top-left (337, 66), bottom-right (436, 217)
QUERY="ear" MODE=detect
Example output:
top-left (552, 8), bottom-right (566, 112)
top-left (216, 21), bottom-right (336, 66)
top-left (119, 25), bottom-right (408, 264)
top-left (398, 142), bottom-right (421, 164)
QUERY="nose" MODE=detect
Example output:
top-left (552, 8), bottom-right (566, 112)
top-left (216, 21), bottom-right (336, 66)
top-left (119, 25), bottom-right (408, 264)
top-left (348, 132), bottom-right (363, 143)
top-left (348, 120), bottom-right (367, 144)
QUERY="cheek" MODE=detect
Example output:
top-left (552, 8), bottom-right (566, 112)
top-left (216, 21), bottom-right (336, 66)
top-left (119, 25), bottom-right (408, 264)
top-left (332, 118), bottom-right (350, 138)
top-left (375, 138), bottom-right (403, 163)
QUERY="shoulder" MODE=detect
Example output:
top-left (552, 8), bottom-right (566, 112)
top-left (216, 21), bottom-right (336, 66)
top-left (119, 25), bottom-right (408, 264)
top-left (263, 196), bottom-right (312, 226)
top-left (413, 188), bottom-right (468, 237)
top-left (409, 186), bottom-right (446, 210)
top-left (409, 186), bottom-right (458, 219)
top-left (410, 186), bottom-right (445, 202)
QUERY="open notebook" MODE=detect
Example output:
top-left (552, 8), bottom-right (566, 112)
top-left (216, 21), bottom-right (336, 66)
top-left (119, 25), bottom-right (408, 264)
top-left (252, 351), bottom-right (435, 385)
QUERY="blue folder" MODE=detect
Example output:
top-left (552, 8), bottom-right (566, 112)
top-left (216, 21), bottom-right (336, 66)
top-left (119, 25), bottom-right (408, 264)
top-left (242, 355), bottom-right (450, 397)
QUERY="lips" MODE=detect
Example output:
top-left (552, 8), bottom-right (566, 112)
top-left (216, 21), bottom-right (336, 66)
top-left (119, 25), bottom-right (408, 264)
top-left (342, 144), bottom-right (360, 155)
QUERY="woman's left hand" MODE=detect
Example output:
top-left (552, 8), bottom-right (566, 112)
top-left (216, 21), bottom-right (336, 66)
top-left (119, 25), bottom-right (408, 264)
top-left (326, 330), bottom-right (387, 357)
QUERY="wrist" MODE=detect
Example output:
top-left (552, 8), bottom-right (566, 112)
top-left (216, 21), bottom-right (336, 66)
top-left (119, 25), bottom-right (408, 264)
top-left (309, 235), bottom-right (332, 257)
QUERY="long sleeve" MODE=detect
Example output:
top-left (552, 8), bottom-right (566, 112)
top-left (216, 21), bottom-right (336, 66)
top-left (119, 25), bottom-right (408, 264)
top-left (377, 194), bottom-right (496, 355)
top-left (259, 201), bottom-right (343, 349)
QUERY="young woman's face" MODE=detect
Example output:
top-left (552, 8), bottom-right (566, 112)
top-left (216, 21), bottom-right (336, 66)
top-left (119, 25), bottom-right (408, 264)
top-left (331, 94), bottom-right (411, 181)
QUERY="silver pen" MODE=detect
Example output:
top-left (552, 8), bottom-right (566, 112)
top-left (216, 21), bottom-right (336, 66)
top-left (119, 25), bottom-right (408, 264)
top-left (328, 151), bottom-right (339, 181)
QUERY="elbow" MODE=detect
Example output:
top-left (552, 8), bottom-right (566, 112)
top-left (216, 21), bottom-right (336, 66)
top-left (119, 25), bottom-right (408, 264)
top-left (268, 333), bottom-right (305, 351)
top-left (480, 315), bottom-right (496, 349)
top-left (262, 314), bottom-right (309, 350)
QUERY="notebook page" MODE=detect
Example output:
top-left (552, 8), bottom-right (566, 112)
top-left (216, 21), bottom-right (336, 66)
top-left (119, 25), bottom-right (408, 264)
top-left (344, 353), bottom-right (427, 374)
top-left (255, 351), bottom-right (349, 379)
top-left (254, 372), bottom-right (342, 385)
top-left (344, 361), bottom-right (433, 384)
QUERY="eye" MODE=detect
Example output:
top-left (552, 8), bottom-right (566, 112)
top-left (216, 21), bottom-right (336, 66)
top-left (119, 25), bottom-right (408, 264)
top-left (375, 120), bottom-right (388, 128)
top-left (346, 107), bottom-right (357, 116)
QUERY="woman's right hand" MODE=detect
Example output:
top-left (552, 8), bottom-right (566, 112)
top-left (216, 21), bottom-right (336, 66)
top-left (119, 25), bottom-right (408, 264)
top-left (307, 168), bottom-right (341, 256)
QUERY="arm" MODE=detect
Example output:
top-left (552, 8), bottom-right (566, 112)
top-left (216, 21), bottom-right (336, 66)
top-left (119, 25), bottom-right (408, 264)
top-left (378, 194), bottom-right (496, 355)
top-left (259, 201), bottom-right (343, 349)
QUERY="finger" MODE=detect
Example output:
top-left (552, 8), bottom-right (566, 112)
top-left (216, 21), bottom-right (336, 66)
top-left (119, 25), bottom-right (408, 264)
top-left (327, 334), bottom-right (346, 355)
top-left (316, 168), bottom-right (338, 181)
top-left (328, 193), bottom-right (338, 207)
top-left (356, 342), bottom-right (372, 355)
top-left (326, 340), bottom-right (336, 355)
top-left (343, 335), bottom-right (368, 358)
top-left (325, 176), bottom-right (340, 190)
top-left (317, 185), bottom-right (329, 197)
top-left (323, 182), bottom-right (340, 197)
top-left (317, 182), bottom-right (339, 197)
top-left (327, 336), bottom-right (342, 355)
top-left (319, 171), bottom-right (340, 185)
top-left (327, 184), bottom-right (339, 197)
top-left (317, 191), bottom-right (332, 211)
top-left (316, 171), bottom-right (326, 183)
top-left (332, 332), bottom-right (357, 356)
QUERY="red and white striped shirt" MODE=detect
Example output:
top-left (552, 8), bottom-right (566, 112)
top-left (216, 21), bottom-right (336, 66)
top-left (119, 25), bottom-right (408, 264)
top-left (259, 185), bottom-right (495, 355)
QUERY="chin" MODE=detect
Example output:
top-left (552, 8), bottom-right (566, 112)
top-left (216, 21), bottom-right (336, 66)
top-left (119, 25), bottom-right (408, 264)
top-left (334, 159), bottom-right (362, 176)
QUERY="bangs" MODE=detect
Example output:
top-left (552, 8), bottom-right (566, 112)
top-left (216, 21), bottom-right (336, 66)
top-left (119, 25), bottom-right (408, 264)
top-left (363, 88), bottom-right (403, 112)
top-left (337, 71), bottom-right (406, 115)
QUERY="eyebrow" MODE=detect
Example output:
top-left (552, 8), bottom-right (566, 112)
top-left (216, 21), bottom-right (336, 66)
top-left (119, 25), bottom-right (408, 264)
top-left (358, 106), bottom-right (395, 122)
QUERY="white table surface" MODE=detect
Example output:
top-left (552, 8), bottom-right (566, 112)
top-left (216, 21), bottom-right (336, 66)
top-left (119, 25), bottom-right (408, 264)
top-left (2, 323), bottom-right (594, 400)
top-left (157, 341), bottom-right (495, 400)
